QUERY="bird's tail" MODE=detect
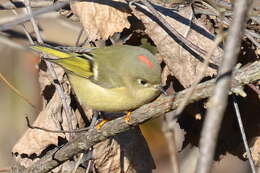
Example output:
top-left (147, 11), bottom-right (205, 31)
top-left (31, 45), bottom-right (93, 78)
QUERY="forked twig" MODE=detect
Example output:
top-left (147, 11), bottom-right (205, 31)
top-left (26, 117), bottom-right (90, 133)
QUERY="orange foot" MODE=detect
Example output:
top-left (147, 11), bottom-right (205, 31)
top-left (95, 119), bottom-right (108, 129)
top-left (124, 112), bottom-right (132, 123)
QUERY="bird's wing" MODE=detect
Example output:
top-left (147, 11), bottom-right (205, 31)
top-left (88, 49), bottom-right (126, 89)
top-left (31, 45), bottom-right (94, 78)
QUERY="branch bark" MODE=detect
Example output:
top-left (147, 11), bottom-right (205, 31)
top-left (12, 60), bottom-right (260, 173)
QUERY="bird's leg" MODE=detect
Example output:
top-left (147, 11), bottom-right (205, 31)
top-left (94, 112), bottom-right (109, 129)
top-left (95, 119), bottom-right (109, 129)
top-left (124, 111), bottom-right (132, 123)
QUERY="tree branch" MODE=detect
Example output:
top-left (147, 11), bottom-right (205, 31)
top-left (0, 1), bottom-right (69, 31)
top-left (195, 0), bottom-right (253, 172)
top-left (0, 0), bottom-right (54, 10)
top-left (12, 60), bottom-right (260, 173)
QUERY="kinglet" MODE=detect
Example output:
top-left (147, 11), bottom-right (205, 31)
top-left (32, 45), bottom-right (162, 112)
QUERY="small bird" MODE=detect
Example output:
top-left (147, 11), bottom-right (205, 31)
top-left (31, 45), bottom-right (162, 112)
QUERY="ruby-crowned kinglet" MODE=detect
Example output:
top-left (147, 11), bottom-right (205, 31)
top-left (31, 45), bottom-right (162, 112)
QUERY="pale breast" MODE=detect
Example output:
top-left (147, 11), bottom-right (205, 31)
top-left (68, 75), bottom-right (159, 112)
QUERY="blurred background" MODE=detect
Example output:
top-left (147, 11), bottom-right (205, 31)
top-left (0, 1), bottom-right (259, 172)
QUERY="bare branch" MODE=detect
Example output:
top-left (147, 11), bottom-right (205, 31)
top-left (0, 1), bottom-right (69, 31)
top-left (24, 0), bottom-right (75, 138)
top-left (0, 0), bottom-right (55, 10)
top-left (0, 72), bottom-right (37, 109)
top-left (14, 60), bottom-right (260, 173)
top-left (175, 32), bottom-right (225, 116)
top-left (26, 117), bottom-right (90, 133)
top-left (195, 0), bottom-right (253, 172)
top-left (248, 84), bottom-right (260, 97)
top-left (162, 118), bottom-right (180, 173)
top-left (132, 0), bottom-right (208, 57)
top-left (232, 96), bottom-right (257, 173)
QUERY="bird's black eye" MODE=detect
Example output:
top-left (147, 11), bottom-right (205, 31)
top-left (137, 79), bottom-right (148, 86)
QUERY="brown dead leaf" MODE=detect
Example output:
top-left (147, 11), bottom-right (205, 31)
top-left (12, 92), bottom-right (65, 168)
top-left (161, 64), bottom-right (171, 86)
top-left (12, 63), bottom-right (80, 168)
top-left (133, 5), bottom-right (223, 87)
top-left (92, 127), bottom-right (155, 173)
top-left (71, 0), bottom-right (130, 41)
top-left (249, 137), bottom-right (260, 166)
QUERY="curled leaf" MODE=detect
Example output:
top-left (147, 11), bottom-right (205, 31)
top-left (71, 0), bottom-right (130, 41)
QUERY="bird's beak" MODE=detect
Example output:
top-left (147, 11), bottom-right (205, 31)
top-left (154, 85), bottom-right (168, 96)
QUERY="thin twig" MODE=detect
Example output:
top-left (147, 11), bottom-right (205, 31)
top-left (0, 1), bottom-right (69, 31)
top-left (162, 117), bottom-right (179, 173)
top-left (75, 27), bottom-right (85, 47)
top-left (0, 167), bottom-right (10, 172)
top-left (86, 160), bottom-right (92, 173)
top-left (175, 33), bottom-right (225, 116)
top-left (17, 60), bottom-right (260, 173)
top-left (0, 0), bottom-right (55, 10)
top-left (132, 0), bottom-right (208, 57)
top-left (245, 31), bottom-right (260, 48)
top-left (195, 0), bottom-right (253, 172)
top-left (24, 0), bottom-right (75, 138)
top-left (232, 95), bottom-right (256, 173)
top-left (11, 9), bottom-right (34, 44)
top-left (72, 153), bottom-right (84, 173)
top-left (247, 83), bottom-right (260, 97)
top-left (245, 30), bottom-right (260, 39)
top-left (24, 0), bottom-right (42, 42)
top-left (0, 72), bottom-right (37, 109)
top-left (26, 117), bottom-right (90, 133)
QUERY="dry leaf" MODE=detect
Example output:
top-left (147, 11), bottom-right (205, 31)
top-left (161, 64), bottom-right (171, 86)
top-left (133, 5), bottom-right (223, 87)
top-left (12, 64), bottom-right (79, 168)
top-left (92, 127), bottom-right (155, 173)
top-left (12, 92), bottom-right (65, 168)
top-left (71, 0), bottom-right (130, 41)
top-left (249, 137), bottom-right (260, 166)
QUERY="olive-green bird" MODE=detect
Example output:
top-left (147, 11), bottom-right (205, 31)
top-left (31, 45), bottom-right (162, 112)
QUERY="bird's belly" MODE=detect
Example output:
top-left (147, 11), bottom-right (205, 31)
top-left (69, 76), bottom-right (155, 112)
